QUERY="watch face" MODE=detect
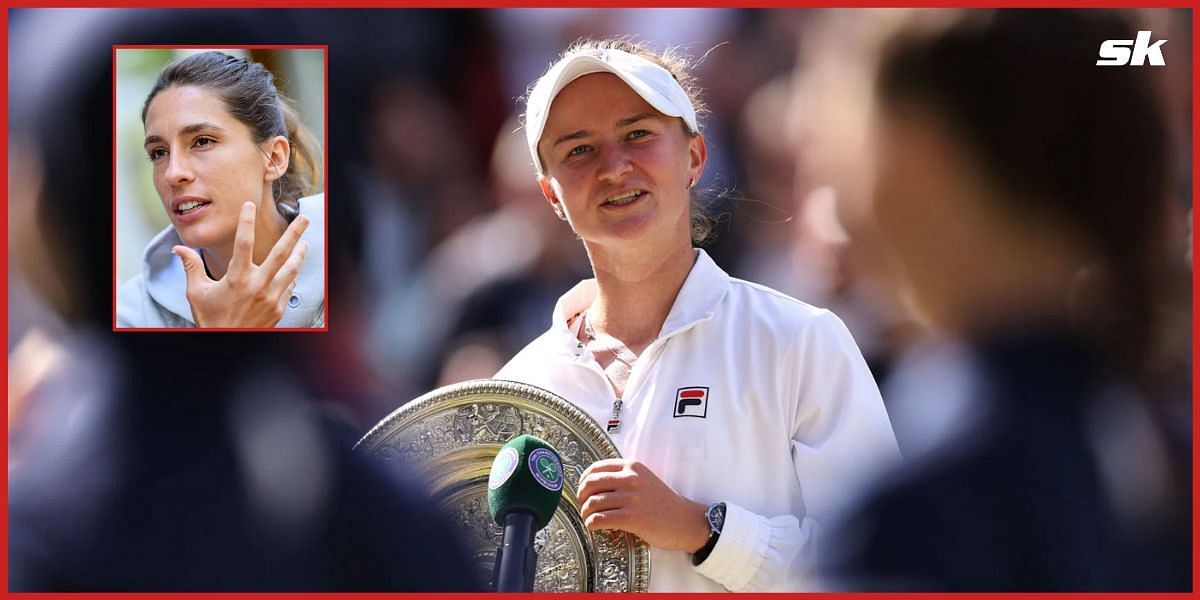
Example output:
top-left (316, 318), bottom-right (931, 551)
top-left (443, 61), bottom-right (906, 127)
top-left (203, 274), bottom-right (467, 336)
top-left (707, 503), bottom-right (726, 534)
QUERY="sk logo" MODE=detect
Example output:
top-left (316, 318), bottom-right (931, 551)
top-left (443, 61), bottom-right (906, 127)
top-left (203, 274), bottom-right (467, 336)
top-left (528, 448), bottom-right (564, 491)
top-left (674, 387), bottom-right (709, 418)
top-left (1097, 31), bottom-right (1167, 66)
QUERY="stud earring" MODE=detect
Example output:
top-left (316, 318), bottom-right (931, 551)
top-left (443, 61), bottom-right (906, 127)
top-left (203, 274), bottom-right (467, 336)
top-left (688, 177), bottom-right (696, 190)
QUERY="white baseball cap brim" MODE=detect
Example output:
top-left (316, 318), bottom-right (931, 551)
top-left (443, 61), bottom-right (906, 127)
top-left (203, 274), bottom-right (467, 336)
top-left (524, 48), bottom-right (699, 175)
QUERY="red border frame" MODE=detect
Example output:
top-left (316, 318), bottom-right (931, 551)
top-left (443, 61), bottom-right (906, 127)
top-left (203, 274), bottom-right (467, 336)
top-left (110, 44), bottom-right (330, 332)
top-left (3, 0), bottom-right (1195, 6)
top-left (4, 4), bottom-right (1196, 599)
top-left (2, 6), bottom-right (9, 600)
top-left (1191, 7), bottom-right (1197, 598)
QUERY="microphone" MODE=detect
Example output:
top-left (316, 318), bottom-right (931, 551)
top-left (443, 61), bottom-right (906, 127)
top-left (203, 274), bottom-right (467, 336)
top-left (486, 434), bottom-right (564, 592)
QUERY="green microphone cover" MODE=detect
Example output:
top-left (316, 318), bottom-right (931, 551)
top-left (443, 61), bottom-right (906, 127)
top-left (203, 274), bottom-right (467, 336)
top-left (487, 434), bottom-right (564, 530)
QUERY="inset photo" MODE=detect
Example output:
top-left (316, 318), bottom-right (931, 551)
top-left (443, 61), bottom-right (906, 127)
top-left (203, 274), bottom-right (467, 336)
top-left (114, 46), bottom-right (327, 330)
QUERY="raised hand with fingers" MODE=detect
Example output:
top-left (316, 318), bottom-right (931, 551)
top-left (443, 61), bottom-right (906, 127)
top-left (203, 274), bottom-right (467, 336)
top-left (172, 201), bottom-right (310, 328)
top-left (576, 458), bottom-right (711, 553)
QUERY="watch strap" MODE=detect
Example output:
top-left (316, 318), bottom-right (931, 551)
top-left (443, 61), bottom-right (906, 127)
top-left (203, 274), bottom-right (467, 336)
top-left (691, 502), bottom-right (725, 566)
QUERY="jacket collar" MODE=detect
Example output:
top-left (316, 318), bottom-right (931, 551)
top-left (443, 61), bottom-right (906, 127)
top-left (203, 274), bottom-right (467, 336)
top-left (660, 248), bottom-right (729, 338)
top-left (550, 248), bottom-right (730, 348)
top-left (142, 226), bottom-right (192, 322)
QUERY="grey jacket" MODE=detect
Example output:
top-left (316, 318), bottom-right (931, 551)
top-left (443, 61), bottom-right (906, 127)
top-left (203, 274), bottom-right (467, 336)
top-left (117, 194), bottom-right (325, 328)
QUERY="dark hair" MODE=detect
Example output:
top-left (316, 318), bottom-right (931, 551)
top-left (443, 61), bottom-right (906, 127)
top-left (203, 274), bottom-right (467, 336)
top-left (875, 9), bottom-right (1171, 374)
top-left (141, 51), bottom-right (321, 219)
top-left (533, 38), bottom-right (716, 245)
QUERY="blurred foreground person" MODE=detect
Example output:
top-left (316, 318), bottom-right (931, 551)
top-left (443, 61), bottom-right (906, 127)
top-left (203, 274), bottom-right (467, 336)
top-left (9, 9), bottom-right (478, 591)
top-left (822, 9), bottom-right (1190, 591)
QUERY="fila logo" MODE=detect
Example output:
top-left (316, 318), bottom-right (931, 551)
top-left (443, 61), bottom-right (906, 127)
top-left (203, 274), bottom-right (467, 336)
top-left (1097, 31), bottom-right (1167, 66)
top-left (674, 387), bottom-right (709, 418)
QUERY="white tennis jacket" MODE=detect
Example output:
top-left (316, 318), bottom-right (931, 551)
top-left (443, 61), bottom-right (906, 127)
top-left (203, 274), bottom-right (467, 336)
top-left (496, 249), bottom-right (900, 592)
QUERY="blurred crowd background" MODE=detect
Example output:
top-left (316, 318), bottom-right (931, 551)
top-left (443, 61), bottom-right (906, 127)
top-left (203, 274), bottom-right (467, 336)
top-left (7, 7), bottom-right (1193, 591)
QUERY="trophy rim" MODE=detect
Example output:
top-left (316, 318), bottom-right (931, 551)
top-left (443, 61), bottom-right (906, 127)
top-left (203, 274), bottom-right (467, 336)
top-left (354, 379), bottom-right (617, 456)
top-left (353, 378), bottom-right (651, 593)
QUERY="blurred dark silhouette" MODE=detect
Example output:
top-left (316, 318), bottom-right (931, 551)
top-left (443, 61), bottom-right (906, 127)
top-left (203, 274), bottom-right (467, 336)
top-left (818, 9), bottom-right (1191, 591)
top-left (8, 9), bottom-right (480, 591)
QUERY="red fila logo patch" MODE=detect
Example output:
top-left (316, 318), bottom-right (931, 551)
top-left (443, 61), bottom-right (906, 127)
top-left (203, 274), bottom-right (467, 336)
top-left (674, 387), bottom-right (709, 418)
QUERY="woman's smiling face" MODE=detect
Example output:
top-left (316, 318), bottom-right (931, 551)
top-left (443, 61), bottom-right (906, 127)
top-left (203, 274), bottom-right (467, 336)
top-left (143, 85), bottom-right (270, 250)
top-left (537, 73), bottom-right (705, 251)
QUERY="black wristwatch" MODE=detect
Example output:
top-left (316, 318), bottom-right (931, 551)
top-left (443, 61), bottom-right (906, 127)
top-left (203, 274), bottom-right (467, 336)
top-left (691, 502), bottom-right (726, 566)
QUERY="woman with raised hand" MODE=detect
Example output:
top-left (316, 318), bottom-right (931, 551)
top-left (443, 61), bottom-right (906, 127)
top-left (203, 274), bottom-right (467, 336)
top-left (118, 51), bottom-right (324, 328)
top-left (495, 38), bottom-right (900, 592)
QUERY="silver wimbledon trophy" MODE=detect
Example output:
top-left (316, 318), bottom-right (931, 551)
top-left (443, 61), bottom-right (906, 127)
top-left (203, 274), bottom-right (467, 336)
top-left (355, 379), bottom-right (651, 592)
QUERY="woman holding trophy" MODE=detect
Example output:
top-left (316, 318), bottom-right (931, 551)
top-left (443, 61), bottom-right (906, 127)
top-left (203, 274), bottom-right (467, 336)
top-left (495, 38), bottom-right (900, 592)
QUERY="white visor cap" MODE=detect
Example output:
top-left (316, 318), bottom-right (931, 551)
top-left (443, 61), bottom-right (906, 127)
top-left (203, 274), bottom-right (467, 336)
top-left (524, 48), bottom-right (699, 175)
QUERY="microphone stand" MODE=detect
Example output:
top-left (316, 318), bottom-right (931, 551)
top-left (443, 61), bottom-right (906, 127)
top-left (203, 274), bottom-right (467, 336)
top-left (492, 511), bottom-right (536, 592)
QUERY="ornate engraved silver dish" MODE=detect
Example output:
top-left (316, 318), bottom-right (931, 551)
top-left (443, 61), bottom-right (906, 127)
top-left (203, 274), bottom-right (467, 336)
top-left (355, 379), bottom-right (651, 592)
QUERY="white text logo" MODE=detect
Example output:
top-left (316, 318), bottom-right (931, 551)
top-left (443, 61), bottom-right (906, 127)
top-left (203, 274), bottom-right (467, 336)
top-left (1097, 31), bottom-right (1167, 66)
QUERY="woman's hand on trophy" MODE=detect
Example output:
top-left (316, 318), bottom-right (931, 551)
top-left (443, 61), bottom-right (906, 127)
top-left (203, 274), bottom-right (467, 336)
top-left (173, 201), bottom-right (309, 328)
top-left (577, 458), bottom-right (710, 553)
